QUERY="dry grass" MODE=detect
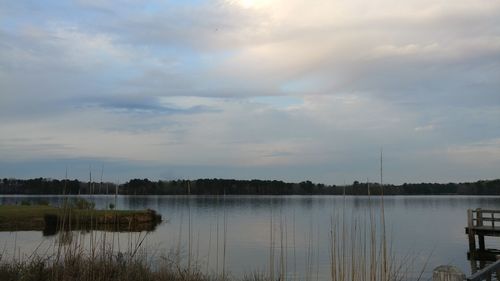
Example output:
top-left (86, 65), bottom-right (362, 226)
top-left (0, 250), bottom-right (211, 281)
top-left (0, 196), bottom-right (418, 281)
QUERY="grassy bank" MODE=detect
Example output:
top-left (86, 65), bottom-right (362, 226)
top-left (0, 215), bottom-right (411, 281)
top-left (0, 251), bottom-right (211, 281)
top-left (0, 195), bottom-right (416, 281)
top-left (0, 205), bottom-right (162, 233)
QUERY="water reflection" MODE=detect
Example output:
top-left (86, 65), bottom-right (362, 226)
top-left (2, 195), bottom-right (500, 280)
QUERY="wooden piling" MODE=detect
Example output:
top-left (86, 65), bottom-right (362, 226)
top-left (465, 209), bottom-right (500, 278)
top-left (433, 265), bottom-right (465, 281)
top-left (476, 208), bottom-right (486, 251)
top-left (468, 209), bottom-right (476, 253)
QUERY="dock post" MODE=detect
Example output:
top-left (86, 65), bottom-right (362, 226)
top-left (433, 265), bottom-right (465, 281)
top-left (476, 208), bottom-right (483, 227)
top-left (468, 209), bottom-right (476, 253)
top-left (477, 208), bottom-right (485, 251)
top-left (470, 258), bottom-right (478, 274)
top-left (479, 236), bottom-right (486, 251)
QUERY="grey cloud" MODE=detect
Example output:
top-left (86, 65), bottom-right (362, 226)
top-left (1, 0), bottom-right (500, 184)
top-left (100, 3), bottom-right (267, 50)
top-left (81, 95), bottom-right (218, 115)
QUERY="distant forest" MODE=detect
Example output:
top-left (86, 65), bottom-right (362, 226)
top-left (1, 178), bottom-right (500, 195)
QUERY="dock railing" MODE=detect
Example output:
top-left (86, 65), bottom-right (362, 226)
top-left (466, 258), bottom-right (500, 281)
top-left (433, 209), bottom-right (500, 281)
top-left (466, 209), bottom-right (500, 252)
top-left (468, 209), bottom-right (500, 229)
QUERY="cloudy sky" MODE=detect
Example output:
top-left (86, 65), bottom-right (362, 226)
top-left (1, 0), bottom-right (499, 184)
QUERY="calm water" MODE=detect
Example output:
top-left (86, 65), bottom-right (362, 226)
top-left (1, 195), bottom-right (500, 280)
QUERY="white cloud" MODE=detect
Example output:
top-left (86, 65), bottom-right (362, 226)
top-left (446, 139), bottom-right (500, 166)
top-left (414, 124), bottom-right (435, 132)
top-left (0, 0), bottom-right (499, 183)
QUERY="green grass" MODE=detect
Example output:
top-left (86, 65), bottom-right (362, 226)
top-left (0, 205), bottom-right (151, 218)
top-left (0, 205), bottom-right (161, 232)
top-left (0, 205), bottom-right (57, 230)
top-left (0, 205), bottom-right (59, 220)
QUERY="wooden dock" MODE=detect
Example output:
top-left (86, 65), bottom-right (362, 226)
top-left (466, 209), bottom-right (500, 252)
top-left (465, 208), bottom-right (500, 279)
top-left (433, 209), bottom-right (500, 281)
top-left (466, 259), bottom-right (500, 281)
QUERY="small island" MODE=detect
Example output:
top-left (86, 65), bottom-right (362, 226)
top-left (0, 202), bottom-right (162, 235)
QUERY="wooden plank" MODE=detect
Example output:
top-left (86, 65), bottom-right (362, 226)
top-left (467, 250), bottom-right (500, 261)
top-left (466, 228), bottom-right (500, 237)
top-left (467, 259), bottom-right (500, 281)
top-left (467, 226), bottom-right (500, 231)
top-left (478, 218), bottom-right (500, 222)
top-left (475, 210), bottom-right (500, 214)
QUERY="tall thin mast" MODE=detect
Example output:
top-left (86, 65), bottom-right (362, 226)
top-left (64, 165), bottom-right (67, 195)
top-left (89, 165), bottom-right (92, 195)
top-left (100, 165), bottom-right (104, 195)
top-left (380, 147), bottom-right (387, 281)
top-left (380, 147), bottom-right (383, 194)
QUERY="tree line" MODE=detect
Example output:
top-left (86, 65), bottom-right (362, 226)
top-left (1, 177), bottom-right (500, 195)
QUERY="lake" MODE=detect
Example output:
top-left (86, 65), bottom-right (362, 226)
top-left (1, 195), bottom-right (499, 280)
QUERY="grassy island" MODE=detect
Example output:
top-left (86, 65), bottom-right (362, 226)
top-left (0, 204), bottom-right (162, 234)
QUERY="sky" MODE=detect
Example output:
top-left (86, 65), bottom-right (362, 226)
top-left (1, 0), bottom-right (500, 184)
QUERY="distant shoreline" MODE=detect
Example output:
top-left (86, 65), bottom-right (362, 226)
top-left (1, 178), bottom-right (499, 196)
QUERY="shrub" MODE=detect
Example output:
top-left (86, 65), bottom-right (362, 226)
top-left (20, 200), bottom-right (31, 206)
top-left (71, 198), bottom-right (95, 210)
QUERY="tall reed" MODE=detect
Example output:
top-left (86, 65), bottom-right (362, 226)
top-left (1, 193), bottom-right (417, 281)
